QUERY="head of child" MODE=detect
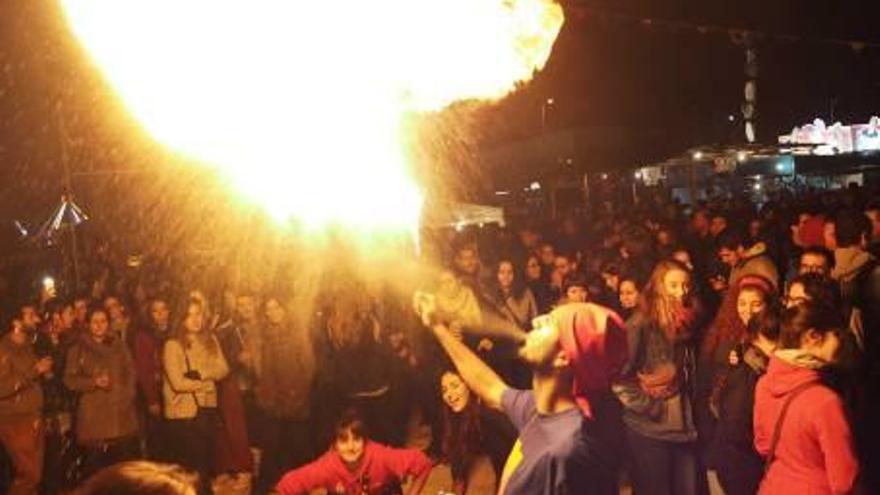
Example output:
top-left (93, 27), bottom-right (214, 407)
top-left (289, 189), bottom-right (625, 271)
top-left (333, 410), bottom-right (367, 468)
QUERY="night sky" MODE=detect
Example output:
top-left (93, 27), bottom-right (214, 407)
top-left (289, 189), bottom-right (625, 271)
top-left (0, 0), bottom-right (878, 224)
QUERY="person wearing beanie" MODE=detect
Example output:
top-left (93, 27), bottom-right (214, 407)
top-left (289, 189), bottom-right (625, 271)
top-left (415, 293), bottom-right (627, 495)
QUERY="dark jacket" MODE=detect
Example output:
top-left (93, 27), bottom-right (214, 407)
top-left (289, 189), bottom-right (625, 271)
top-left (33, 330), bottom-right (76, 416)
top-left (258, 319), bottom-right (316, 420)
top-left (852, 257), bottom-right (880, 364)
top-left (0, 333), bottom-right (43, 421)
top-left (708, 343), bottom-right (768, 494)
top-left (612, 312), bottom-right (698, 442)
top-left (216, 320), bottom-right (261, 394)
top-left (64, 335), bottom-right (139, 443)
top-left (133, 325), bottom-right (168, 409)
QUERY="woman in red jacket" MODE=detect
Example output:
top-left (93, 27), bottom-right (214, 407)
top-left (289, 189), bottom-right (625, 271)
top-left (753, 302), bottom-right (859, 495)
top-left (276, 409), bottom-right (432, 495)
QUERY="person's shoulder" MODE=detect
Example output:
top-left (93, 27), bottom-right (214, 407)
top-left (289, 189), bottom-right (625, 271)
top-left (625, 311), bottom-right (651, 332)
top-left (66, 337), bottom-right (86, 353)
top-left (502, 388), bottom-right (536, 409)
top-left (162, 338), bottom-right (184, 353)
top-left (803, 383), bottom-right (843, 409)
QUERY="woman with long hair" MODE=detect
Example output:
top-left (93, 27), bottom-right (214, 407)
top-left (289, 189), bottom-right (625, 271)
top-left (701, 276), bottom-right (775, 364)
top-left (438, 370), bottom-right (515, 494)
top-left (612, 260), bottom-right (704, 495)
top-left (490, 260), bottom-right (538, 387)
top-left (162, 298), bottom-right (229, 494)
top-left (523, 255), bottom-right (554, 314)
top-left (697, 276), bottom-right (775, 462)
top-left (493, 260), bottom-right (537, 333)
top-left (753, 302), bottom-right (859, 494)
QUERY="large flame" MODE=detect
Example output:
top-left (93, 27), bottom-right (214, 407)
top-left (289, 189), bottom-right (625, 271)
top-left (57, 1), bottom-right (563, 230)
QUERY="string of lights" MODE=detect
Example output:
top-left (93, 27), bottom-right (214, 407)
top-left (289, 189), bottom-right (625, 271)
top-left (566, 5), bottom-right (880, 53)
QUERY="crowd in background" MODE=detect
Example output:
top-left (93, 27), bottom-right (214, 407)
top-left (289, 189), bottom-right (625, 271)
top-left (1, 183), bottom-right (880, 495)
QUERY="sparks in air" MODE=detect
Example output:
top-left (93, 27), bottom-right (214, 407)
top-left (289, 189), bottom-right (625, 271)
top-left (57, 0), bottom-right (564, 230)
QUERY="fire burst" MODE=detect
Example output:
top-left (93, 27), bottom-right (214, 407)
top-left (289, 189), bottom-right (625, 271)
top-left (58, 1), bottom-right (563, 231)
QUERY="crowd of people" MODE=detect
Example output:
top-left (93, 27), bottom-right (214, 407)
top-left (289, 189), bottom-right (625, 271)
top-left (1, 184), bottom-right (880, 495)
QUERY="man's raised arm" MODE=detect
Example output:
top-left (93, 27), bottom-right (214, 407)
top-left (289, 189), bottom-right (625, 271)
top-left (431, 322), bottom-right (508, 409)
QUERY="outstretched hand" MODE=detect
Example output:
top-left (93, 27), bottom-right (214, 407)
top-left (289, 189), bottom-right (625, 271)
top-left (412, 291), bottom-right (437, 327)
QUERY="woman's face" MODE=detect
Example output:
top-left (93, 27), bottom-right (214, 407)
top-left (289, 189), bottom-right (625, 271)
top-left (749, 220), bottom-right (762, 239)
top-left (265, 299), bottom-right (285, 324)
top-left (656, 229), bottom-right (672, 246)
top-left (335, 428), bottom-right (365, 465)
top-left (602, 272), bottom-right (620, 292)
top-left (184, 303), bottom-right (203, 334)
top-left (786, 282), bottom-right (810, 309)
top-left (737, 288), bottom-right (766, 326)
top-left (441, 372), bottom-right (471, 413)
top-left (539, 245), bottom-right (556, 266)
top-left (823, 222), bottom-right (838, 250)
top-left (566, 285), bottom-right (588, 303)
top-left (619, 280), bottom-right (639, 309)
top-left (662, 269), bottom-right (690, 301)
top-left (89, 311), bottom-right (110, 340)
top-left (525, 257), bottom-right (542, 281)
top-left (803, 329), bottom-right (841, 364)
top-left (438, 270), bottom-right (460, 297)
top-left (497, 262), bottom-right (515, 290)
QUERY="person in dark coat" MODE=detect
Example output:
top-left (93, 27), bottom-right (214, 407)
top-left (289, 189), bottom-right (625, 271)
top-left (708, 310), bottom-right (779, 495)
top-left (64, 307), bottom-right (141, 480)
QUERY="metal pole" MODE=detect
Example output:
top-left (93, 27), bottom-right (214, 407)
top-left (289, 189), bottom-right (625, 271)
top-left (57, 110), bottom-right (81, 292)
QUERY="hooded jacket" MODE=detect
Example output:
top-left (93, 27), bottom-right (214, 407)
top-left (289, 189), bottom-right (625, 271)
top-left (64, 334), bottom-right (139, 443)
top-left (832, 246), bottom-right (873, 285)
top-left (0, 333), bottom-right (43, 421)
top-left (753, 355), bottom-right (858, 495)
top-left (276, 441), bottom-right (432, 495)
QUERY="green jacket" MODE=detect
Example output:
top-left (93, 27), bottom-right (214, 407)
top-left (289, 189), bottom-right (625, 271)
top-left (64, 335), bottom-right (139, 443)
top-left (0, 333), bottom-right (43, 421)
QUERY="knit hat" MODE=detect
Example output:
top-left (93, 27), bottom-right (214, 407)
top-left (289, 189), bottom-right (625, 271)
top-left (552, 303), bottom-right (628, 418)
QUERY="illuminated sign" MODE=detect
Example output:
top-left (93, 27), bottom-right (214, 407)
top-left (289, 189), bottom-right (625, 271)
top-left (779, 116), bottom-right (880, 154)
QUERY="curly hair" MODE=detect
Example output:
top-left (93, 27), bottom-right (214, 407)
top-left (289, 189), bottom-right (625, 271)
top-left (700, 275), bottom-right (775, 360)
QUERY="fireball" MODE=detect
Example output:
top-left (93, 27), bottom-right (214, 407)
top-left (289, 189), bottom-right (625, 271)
top-left (57, 1), bottom-right (563, 231)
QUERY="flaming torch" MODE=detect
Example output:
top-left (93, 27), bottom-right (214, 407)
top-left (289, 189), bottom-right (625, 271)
top-left (57, 0), bottom-right (563, 234)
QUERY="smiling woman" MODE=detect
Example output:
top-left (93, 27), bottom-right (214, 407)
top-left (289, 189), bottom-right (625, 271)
top-left (55, 0), bottom-right (563, 231)
top-left (439, 370), bottom-right (516, 495)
